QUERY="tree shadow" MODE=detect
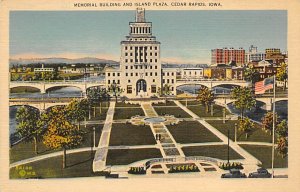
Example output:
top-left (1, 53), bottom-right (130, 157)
top-left (67, 156), bottom-right (93, 168)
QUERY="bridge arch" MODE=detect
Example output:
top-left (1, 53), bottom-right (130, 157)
top-left (10, 86), bottom-right (41, 93)
top-left (45, 85), bottom-right (84, 94)
top-left (176, 84), bottom-right (209, 95)
top-left (9, 105), bottom-right (41, 114)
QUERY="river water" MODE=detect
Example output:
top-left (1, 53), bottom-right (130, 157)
top-left (9, 82), bottom-right (287, 143)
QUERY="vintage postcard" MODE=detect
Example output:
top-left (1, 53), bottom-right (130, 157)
top-left (0, 0), bottom-right (299, 191)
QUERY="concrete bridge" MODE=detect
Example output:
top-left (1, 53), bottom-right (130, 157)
top-left (9, 99), bottom-right (71, 111)
top-left (10, 80), bottom-right (106, 94)
top-left (215, 96), bottom-right (288, 111)
top-left (176, 79), bottom-right (250, 89)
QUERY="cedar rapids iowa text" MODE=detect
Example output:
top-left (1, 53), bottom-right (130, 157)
top-left (73, 2), bottom-right (222, 7)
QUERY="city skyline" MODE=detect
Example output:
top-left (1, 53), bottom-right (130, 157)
top-left (10, 10), bottom-right (287, 64)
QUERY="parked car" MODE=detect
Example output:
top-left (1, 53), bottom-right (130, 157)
top-left (248, 168), bottom-right (272, 178)
top-left (221, 169), bottom-right (247, 178)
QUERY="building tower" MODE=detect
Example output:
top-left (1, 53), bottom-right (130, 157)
top-left (119, 8), bottom-right (162, 97)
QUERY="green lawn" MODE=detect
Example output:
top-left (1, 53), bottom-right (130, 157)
top-left (206, 120), bottom-right (273, 143)
top-left (167, 121), bottom-right (222, 143)
top-left (154, 107), bottom-right (191, 118)
top-left (10, 125), bottom-right (103, 163)
top-left (152, 100), bottom-right (177, 106)
top-left (187, 104), bottom-right (230, 117)
top-left (10, 151), bottom-right (106, 179)
top-left (182, 145), bottom-right (244, 160)
top-left (239, 145), bottom-right (288, 168)
top-left (114, 108), bottom-right (144, 119)
top-left (115, 102), bottom-right (140, 108)
top-left (109, 123), bottom-right (156, 146)
top-left (106, 148), bottom-right (162, 165)
top-left (179, 100), bottom-right (201, 106)
top-left (89, 103), bottom-right (110, 121)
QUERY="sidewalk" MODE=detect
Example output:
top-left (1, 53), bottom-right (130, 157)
top-left (174, 100), bottom-right (261, 173)
top-left (93, 101), bottom-right (115, 172)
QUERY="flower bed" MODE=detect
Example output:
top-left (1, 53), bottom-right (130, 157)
top-left (128, 167), bottom-right (146, 174)
top-left (218, 162), bottom-right (243, 170)
top-left (168, 163), bottom-right (200, 173)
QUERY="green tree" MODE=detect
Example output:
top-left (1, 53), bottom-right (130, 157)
top-left (276, 137), bottom-right (288, 158)
top-left (108, 83), bottom-right (123, 102)
top-left (157, 84), bottom-right (172, 105)
top-left (238, 117), bottom-right (254, 139)
top-left (87, 86), bottom-right (109, 115)
top-left (275, 120), bottom-right (288, 157)
top-left (16, 106), bottom-right (43, 154)
top-left (231, 87), bottom-right (256, 119)
top-left (276, 120), bottom-right (288, 138)
top-left (261, 112), bottom-right (278, 134)
top-left (244, 66), bottom-right (260, 90)
top-left (276, 62), bottom-right (288, 90)
top-left (43, 106), bottom-right (84, 168)
top-left (196, 86), bottom-right (214, 113)
top-left (66, 99), bottom-right (87, 130)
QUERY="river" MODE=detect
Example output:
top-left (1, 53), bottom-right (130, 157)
top-left (9, 82), bottom-right (287, 143)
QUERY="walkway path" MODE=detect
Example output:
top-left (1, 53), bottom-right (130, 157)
top-left (93, 101), bottom-right (115, 172)
top-left (10, 147), bottom-right (95, 168)
top-left (141, 102), bottom-right (185, 158)
top-left (174, 100), bottom-right (261, 173)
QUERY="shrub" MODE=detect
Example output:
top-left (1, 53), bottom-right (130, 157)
top-left (168, 164), bottom-right (199, 173)
top-left (218, 162), bottom-right (243, 170)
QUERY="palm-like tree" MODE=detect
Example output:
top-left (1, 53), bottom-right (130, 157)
top-left (196, 86), bottom-right (214, 113)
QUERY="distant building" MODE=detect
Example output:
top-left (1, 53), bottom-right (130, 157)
top-left (211, 47), bottom-right (245, 66)
top-left (265, 48), bottom-right (286, 65)
top-left (181, 68), bottom-right (204, 79)
top-left (245, 45), bottom-right (266, 63)
top-left (34, 64), bottom-right (54, 72)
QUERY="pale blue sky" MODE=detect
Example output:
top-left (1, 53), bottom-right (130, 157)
top-left (10, 10), bottom-right (287, 63)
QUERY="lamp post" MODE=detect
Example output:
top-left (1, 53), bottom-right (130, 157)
top-left (223, 108), bottom-right (226, 124)
top-left (93, 126), bottom-right (96, 148)
top-left (234, 123), bottom-right (237, 142)
top-left (227, 129), bottom-right (230, 165)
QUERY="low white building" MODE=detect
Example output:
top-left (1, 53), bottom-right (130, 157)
top-left (181, 68), bottom-right (204, 79)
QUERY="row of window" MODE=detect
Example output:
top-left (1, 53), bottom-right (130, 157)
top-left (126, 85), bottom-right (157, 94)
top-left (124, 52), bottom-right (158, 56)
top-left (125, 46), bottom-right (158, 50)
top-left (162, 72), bottom-right (175, 76)
top-left (163, 79), bottom-right (175, 84)
top-left (107, 79), bottom-right (120, 84)
top-left (107, 72), bottom-right (120, 77)
top-left (124, 58), bottom-right (158, 63)
top-left (125, 65), bottom-right (158, 70)
top-left (127, 79), bottom-right (156, 83)
top-left (183, 71), bottom-right (203, 75)
top-left (128, 38), bottom-right (154, 41)
top-left (125, 72), bottom-right (158, 76)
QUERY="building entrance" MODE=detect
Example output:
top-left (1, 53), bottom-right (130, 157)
top-left (136, 79), bottom-right (147, 95)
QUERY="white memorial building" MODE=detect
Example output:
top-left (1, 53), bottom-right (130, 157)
top-left (105, 8), bottom-right (176, 98)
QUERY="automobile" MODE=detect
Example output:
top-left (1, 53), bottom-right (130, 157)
top-left (221, 169), bottom-right (247, 178)
top-left (248, 168), bottom-right (272, 178)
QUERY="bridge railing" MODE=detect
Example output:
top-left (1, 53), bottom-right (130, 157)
top-left (10, 80), bottom-right (106, 84)
top-left (176, 79), bottom-right (248, 83)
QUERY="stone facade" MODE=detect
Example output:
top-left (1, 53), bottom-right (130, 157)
top-left (105, 8), bottom-right (176, 98)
